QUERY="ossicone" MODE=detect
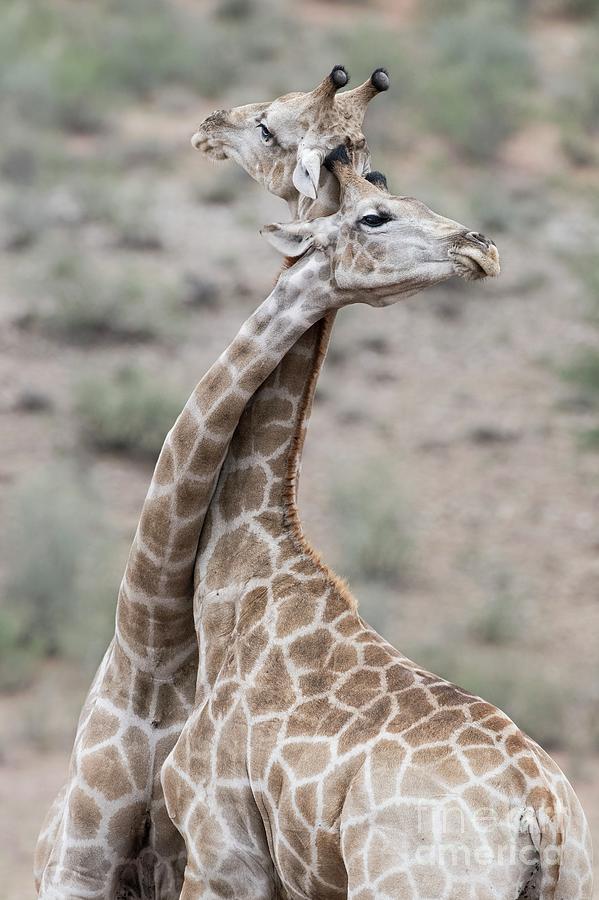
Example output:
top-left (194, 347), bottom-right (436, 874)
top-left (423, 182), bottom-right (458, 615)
top-left (364, 170), bottom-right (388, 191)
top-left (334, 66), bottom-right (391, 119)
top-left (311, 64), bottom-right (350, 103)
top-left (324, 144), bottom-right (352, 173)
top-left (330, 64), bottom-right (349, 89)
top-left (371, 67), bottom-right (390, 92)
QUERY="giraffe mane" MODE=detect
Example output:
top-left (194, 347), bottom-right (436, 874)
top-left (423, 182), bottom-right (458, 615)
top-left (281, 313), bottom-right (357, 613)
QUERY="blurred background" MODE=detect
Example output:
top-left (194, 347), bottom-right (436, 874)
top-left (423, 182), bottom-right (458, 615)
top-left (1, 0), bottom-right (598, 894)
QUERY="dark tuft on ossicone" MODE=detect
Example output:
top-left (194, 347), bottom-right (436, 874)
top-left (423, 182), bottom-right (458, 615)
top-left (365, 170), bottom-right (388, 191)
top-left (330, 65), bottom-right (349, 88)
top-left (371, 67), bottom-right (390, 92)
top-left (324, 144), bottom-right (351, 171)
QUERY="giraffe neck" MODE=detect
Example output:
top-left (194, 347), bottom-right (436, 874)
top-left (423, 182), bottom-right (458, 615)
top-left (279, 313), bottom-right (334, 541)
top-left (115, 261), bottom-right (336, 676)
top-left (194, 307), bottom-right (352, 641)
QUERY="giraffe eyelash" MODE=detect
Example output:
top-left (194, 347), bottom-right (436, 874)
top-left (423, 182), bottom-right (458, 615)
top-left (360, 214), bottom-right (393, 228)
top-left (257, 123), bottom-right (275, 145)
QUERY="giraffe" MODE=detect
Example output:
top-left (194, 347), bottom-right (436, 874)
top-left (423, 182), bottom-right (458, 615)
top-left (160, 155), bottom-right (589, 900)
top-left (35, 66), bottom-right (389, 897)
top-left (34, 66), bottom-right (390, 899)
top-left (162, 154), bottom-right (592, 900)
top-left (191, 63), bottom-right (390, 218)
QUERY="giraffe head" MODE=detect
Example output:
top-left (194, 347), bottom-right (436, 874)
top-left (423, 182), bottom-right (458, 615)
top-left (191, 65), bottom-right (389, 216)
top-left (262, 146), bottom-right (500, 305)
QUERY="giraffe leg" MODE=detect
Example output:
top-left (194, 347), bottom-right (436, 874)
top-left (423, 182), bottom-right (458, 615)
top-left (161, 774), bottom-right (278, 900)
top-left (162, 705), bottom-right (278, 900)
top-left (37, 642), bottom-right (187, 899)
top-left (176, 859), bottom-right (278, 900)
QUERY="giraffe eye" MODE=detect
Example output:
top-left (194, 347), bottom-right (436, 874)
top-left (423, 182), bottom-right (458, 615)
top-left (258, 123), bottom-right (274, 145)
top-left (361, 214), bottom-right (391, 228)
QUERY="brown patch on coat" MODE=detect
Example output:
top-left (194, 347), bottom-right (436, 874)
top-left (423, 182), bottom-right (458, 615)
top-left (283, 740), bottom-right (331, 778)
top-left (68, 787), bottom-right (102, 839)
top-left (247, 646), bottom-right (296, 714)
top-left (81, 745), bottom-right (133, 800)
top-left (335, 669), bottom-right (382, 708)
top-left (82, 708), bottom-right (120, 748)
top-left (276, 596), bottom-right (318, 637)
top-left (462, 746), bottom-right (506, 775)
top-left (387, 687), bottom-right (434, 732)
top-left (107, 801), bottom-right (147, 853)
top-left (289, 629), bottom-right (334, 668)
top-left (405, 708), bottom-right (467, 746)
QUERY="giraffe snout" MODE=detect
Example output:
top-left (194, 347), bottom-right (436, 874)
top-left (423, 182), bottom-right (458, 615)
top-left (191, 109), bottom-right (231, 158)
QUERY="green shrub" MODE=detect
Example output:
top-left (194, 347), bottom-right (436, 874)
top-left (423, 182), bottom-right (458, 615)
top-left (561, 345), bottom-right (599, 452)
top-left (538, 0), bottom-right (599, 16)
top-left (2, 192), bottom-right (43, 251)
top-left (26, 252), bottom-right (178, 344)
top-left (0, 4), bottom-right (109, 133)
top-left (561, 349), bottom-right (599, 406)
top-left (197, 168), bottom-right (250, 206)
top-left (461, 560), bottom-right (524, 646)
top-left (415, 2), bottom-right (533, 160)
top-left (215, 0), bottom-right (255, 18)
top-left (572, 251), bottom-right (599, 304)
top-left (466, 179), bottom-right (551, 238)
top-left (0, 608), bottom-right (42, 691)
top-left (568, 251), bottom-right (599, 318)
top-left (76, 366), bottom-right (184, 460)
top-left (0, 0), bottom-right (240, 132)
top-left (99, 0), bottom-right (240, 99)
top-left (465, 184), bottom-right (517, 235)
top-left (559, 24), bottom-right (599, 164)
top-left (471, 589), bottom-right (520, 645)
top-left (562, 130), bottom-right (597, 167)
top-left (106, 185), bottom-right (163, 251)
top-left (8, 666), bottom-right (98, 751)
top-left (335, 26), bottom-right (407, 100)
top-left (1, 464), bottom-right (118, 688)
top-left (332, 460), bottom-right (413, 587)
top-left (579, 427), bottom-right (599, 451)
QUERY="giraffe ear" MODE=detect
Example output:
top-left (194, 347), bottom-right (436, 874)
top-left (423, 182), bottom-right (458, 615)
top-left (260, 222), bottom-right (315, 257)
top-left (292, 148), bottom-right (324, 200)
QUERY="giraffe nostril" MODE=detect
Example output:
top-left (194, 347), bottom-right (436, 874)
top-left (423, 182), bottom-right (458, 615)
top-left (466, 231), bottom-right (491, 248)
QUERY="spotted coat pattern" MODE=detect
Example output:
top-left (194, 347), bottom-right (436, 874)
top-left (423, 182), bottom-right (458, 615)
top-left (34, 66), bottom-right (383, 899)
top-left (34, 266), bottom-right (343, 898)
top-left (163, 316), bottom-right (593, 900)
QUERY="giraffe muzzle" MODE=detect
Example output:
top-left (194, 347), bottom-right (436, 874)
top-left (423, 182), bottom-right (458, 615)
top-left (191, 110), bottom-right (231, 159)
top-left (191, 129), bottom-right (228, 160)
top-left (449, 232), bottom-right (500, 280)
